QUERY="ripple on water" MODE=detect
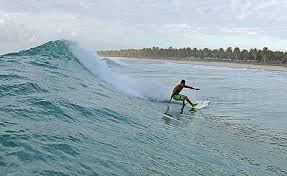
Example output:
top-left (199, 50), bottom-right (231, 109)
top-left (0, 74), bottom-right (27, 81)
top-left (0, 82), bottom-right (49, 97)
top-left (41, 143), bottom-right (79, 157)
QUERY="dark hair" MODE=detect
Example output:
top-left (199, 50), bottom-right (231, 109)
top-left (181, 80), bottom-right (185, 84)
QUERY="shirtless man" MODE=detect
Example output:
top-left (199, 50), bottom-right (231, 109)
top-left (170, 80), bottom-right (200, 113)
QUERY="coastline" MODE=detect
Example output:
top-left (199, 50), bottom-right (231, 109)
top-left (111, 57), bottom-right (287, 72)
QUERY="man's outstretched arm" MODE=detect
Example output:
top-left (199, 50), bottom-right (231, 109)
top-left (184, 85), bottom-right (200, 90)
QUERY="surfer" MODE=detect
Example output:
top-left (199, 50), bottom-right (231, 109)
top-left (170, 80), bottom-right (200, 113)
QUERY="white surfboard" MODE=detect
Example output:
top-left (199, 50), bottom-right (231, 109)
top-left (186, 100), bottom-right (210, 110)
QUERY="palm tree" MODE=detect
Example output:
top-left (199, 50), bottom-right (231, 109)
top-left (241, 49), bottom-right (249, 61)
top-left (219, 48), bottom-right (225, 60)
top-left (249, 48), bottom-right (258, 62)
top-left (226, 47), bottom-right (233, 60)
top-left (262, 47), bottom-right (269, 63)
top-left (212, 49), bottom-right (219, 59)
top-left (202, 48), bottom-right (210, 59)
top-left (234, 47), bottom-right (241, 61)
top-left (193, 48), bottom-right (198, 58)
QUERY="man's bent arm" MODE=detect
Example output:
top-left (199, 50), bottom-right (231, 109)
top-left (170, 92), bottom-right (176, 101)
top-left (170, 93), bottom-right (174, 101)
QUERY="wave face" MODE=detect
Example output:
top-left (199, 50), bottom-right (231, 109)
top-left (0, 40), bottom-right (173, 175)
top-left (0, 40), bottom-right (149, 175)
top-left (1, 40), bottom-right (287, 176)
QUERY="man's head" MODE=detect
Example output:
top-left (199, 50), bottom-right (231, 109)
top-left (181, 80), bottom-right (186, 85)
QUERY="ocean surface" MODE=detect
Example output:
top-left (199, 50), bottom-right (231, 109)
top-left (0, 40), bottom-right (286, 176)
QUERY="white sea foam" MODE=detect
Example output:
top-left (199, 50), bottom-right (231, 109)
top-left (71, 44), bottom-right (169, 100)
top-left (101, 57), bottom-right (129, 67)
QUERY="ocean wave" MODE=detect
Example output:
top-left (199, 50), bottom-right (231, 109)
top-left (0, 40), bottom-right (286, 176)
top-left (1, 40), bottom-right (170, 101)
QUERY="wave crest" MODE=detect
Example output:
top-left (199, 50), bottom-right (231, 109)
top-left (2, 40), bottom-right (75, 60)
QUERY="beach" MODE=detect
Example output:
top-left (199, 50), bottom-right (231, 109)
top-left (113, 57), bottom-right (287, 72)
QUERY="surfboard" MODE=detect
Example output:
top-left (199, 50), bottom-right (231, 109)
top-left (185, 100), bottom-right (210, 110)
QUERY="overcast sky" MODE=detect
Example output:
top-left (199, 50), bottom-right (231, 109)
top-left (1, 0), bottom-right (287, 54)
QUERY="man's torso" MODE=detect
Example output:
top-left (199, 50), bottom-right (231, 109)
top-left (173, 84), bottom-right (184, 95)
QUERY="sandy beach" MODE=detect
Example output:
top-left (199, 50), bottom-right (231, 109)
top-left (169, 59), bottom-right (287, 71)
top-left (113, 57), bottom-right (287, 72)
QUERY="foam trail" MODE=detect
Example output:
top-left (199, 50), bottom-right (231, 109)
top-left (71, 44), bottom-right (171, 101)
top-left (106, 58), bottom-right (128, 66)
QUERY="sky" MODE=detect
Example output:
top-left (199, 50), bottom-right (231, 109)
top-left (1, 0), bottom-right (287, 54)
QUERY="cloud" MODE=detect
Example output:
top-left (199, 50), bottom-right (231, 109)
top-left (0, 12), bottom-right (41, 52)
top-left (0, 0), bottom-right (287, 54)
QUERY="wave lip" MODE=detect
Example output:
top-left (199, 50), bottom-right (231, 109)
top-left (2, 40), bottom-right (74, 59)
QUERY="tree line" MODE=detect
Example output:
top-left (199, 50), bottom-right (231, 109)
top-left (97, 47), bottom-right (287, 65)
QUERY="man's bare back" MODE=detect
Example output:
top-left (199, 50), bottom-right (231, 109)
top-left (172, 84), bottom-right (185, 95)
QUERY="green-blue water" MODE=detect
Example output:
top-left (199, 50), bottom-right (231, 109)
top-left (0, 40), bottom-right (286, 175)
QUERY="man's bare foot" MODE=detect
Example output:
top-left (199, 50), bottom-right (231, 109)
top-left (191, 103), bottom-right (198, 107)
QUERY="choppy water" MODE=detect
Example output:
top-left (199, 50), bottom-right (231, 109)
top-left (0, 40), bottom-right (286, 176)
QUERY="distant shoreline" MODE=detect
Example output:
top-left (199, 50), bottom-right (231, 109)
top-left (110, 57), bottom-right (287, 72)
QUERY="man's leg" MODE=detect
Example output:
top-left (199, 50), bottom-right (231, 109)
top-left (185, 96), bottom-right (197, 107)
top-left (180, 99), bottom-right (185, 114)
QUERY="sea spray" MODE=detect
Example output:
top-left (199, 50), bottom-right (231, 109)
top-left (71, 43), bottom-right (144, 98)
top-left (102, 58), bottom-right (129, 67)
top-left (71, 43), bottom-right (170, 101)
